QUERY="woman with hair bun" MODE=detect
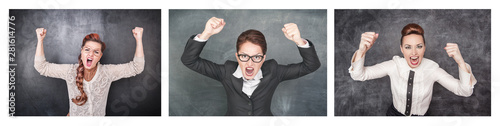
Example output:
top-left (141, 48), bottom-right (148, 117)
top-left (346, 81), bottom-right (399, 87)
top-left (34, 27), bottom-right (145, 116)
top-left (349, 23), bottom-right (476, 116)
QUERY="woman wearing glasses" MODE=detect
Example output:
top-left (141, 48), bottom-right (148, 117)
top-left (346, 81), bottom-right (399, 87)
top-left (181, 17), bottom-right (321, 116)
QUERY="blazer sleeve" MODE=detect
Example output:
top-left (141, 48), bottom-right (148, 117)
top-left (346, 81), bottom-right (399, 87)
top-left (434, 63), bottom-right (477, 97)
top-left (34, 55), bottom-right (74, 80)
top-left (348, 51), bottom-right (394, 81)
top-left (277, 39), bottom-right (321, 81)
top-left (181, 35), bottom-right (225, 82)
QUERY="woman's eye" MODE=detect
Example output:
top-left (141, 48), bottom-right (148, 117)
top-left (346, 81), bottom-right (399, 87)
top-left (95, 51), bottom-right (100, 54)
top-left (417, 45), bottom-right (423, 49)
top-left (241, 55), bottom-right (248, 58)
top-left (254, 56), bottom-right (261, 60)
top-left (85, 48), bottom-right (90, 51)
top-left (405, 46), bottom-right (411, 49)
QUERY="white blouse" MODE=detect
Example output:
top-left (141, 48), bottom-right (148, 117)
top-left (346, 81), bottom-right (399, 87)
top-left (348, 52), bottom-right (477, 115)
top-left (34, 56), bottom-right (145, 116)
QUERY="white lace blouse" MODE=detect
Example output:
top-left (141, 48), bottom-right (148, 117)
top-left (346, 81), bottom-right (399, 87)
top-left (34, 56), bottom-right (145, 116)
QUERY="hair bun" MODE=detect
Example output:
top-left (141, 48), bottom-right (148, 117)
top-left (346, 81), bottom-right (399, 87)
top-left (401, 23), bottom-right (424, 36)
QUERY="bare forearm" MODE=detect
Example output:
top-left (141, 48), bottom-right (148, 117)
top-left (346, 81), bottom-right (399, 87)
top-left (35, 28), bottom-right (47, 57)
top-left (135, 39), bottom-right (144, 58)
top-left (352, 50), bottom-right (365, 63)
top-left (132, 27), bottom-right (144, 58)
top-left (35, 40), bottom-right (44, 57)
top-left (457, 61), bottom-right (468, 73)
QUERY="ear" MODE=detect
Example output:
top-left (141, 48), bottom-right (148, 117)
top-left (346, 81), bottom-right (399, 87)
top-left (400, 45), bottom-right (404, 54)
top-left (263, 55), bottom-right (266, 61)
top-left (235, 52), bottom-right (239, 61)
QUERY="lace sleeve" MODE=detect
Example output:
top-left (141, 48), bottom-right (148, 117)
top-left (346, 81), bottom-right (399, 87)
top-left (34, 56), bottom-right (75, 80)
top-left (104, 56), bottom-right (145, 81)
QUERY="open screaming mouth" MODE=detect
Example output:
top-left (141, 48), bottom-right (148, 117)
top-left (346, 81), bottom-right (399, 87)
top-left (410, 56), bottom-right (419, 65)
top-left (86, 58), bottom-right (93, 67)
top-left (245, 67), bottom-right (254, 76)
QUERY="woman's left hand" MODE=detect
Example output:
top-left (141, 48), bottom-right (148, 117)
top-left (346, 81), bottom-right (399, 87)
top-left (444, 43), bottom-right (467, 70)
top-left (132, 27), bottom-right (143, 41)
top-left (282, 23), bottom-right (306, 46)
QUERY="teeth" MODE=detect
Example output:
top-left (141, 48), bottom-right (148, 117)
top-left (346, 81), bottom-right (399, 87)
top-left (411, 57), bottom-right (418, 59)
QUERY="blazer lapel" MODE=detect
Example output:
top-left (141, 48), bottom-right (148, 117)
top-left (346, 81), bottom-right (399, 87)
top-left (231, 76), bottom-right (244, 96)
top-left (249, 63), bottom-right (272, 97)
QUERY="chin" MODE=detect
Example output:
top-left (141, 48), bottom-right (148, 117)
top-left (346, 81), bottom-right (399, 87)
top-left (83, 64), bottom-right (97, 70)
top-left (84, 66), bottom-right (92, 70)
top-left (244, 76), bottom-right (254, 80)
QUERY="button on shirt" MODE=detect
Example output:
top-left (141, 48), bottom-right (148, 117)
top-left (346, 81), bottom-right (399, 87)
top-left (348, 52), bottom-right (477, 115)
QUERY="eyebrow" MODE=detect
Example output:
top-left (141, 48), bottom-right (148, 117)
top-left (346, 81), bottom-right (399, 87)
top-left (404, 43), bottom-right (424, 46)
top-left (84, 46), bottom-right (101, 50)
top-left (238, 52), bottom-right (263, 56)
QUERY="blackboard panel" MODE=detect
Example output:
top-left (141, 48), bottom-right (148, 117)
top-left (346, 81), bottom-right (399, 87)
top-left (11, 9), bottom-right (161, 116)
top-left (334, 9), bottom-right (490, 116)
top-left (169, 10), bottom-right (327, 116)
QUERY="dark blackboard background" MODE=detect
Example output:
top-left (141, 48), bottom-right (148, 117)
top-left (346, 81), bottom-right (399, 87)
top-left (334, 10), bottom-right (490, 116)
top-left (10, 10), bottom-right (161, 116)
top-left (169, 10), bottom-right (327, 116)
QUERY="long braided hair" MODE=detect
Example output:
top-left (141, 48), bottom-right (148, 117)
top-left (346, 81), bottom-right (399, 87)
top-left (73, 33), bottom-right (106, 106)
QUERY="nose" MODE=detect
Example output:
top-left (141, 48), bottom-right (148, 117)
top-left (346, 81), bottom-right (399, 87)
top-left (88, 52), bottom-right (94, 57)
top-left (411, 47), bottom-right (417, 55)
top-left (248, 60), bottom-right (254, 66)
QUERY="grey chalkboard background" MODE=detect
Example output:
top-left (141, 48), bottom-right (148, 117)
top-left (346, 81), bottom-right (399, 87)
top-left (10, 10), bottom-right (161, 116)
top-left (334, 10), bottom-right (490, 116)
top-left (169, 10), bottom-right (327, 116)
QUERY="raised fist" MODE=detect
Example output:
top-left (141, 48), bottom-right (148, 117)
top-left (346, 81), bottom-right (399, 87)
top-left (36, 28), bottom-right (47, 42)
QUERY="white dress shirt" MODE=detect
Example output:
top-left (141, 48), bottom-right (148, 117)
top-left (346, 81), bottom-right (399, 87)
top-left (193, 34), bottom-right (310, 98)
top-left (233, 65), bottom-right (263, 97)
top-left (348, 52), bottom-right (477, 115)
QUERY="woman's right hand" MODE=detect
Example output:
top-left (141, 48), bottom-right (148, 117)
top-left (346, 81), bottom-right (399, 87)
top-left (36, 28), bottom-right (47, 42)
top-left (358, 32), bottom-right (379, 54)
top-left (352, 32), bottom-right (379, 63)
top-left (199, 17), bottom-right (226, 40)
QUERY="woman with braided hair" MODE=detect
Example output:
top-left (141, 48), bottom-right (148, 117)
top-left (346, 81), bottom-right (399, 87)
top-left (34, 27), bottom-right (145, 116)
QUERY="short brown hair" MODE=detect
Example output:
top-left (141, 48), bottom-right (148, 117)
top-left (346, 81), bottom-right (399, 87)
top-left (236, 29), bottom-right (267, 54)
top-left (400, 23), bottom-right (425, 45)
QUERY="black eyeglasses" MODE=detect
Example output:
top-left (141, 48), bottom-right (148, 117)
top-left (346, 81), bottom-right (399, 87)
top-left (237, 54), bottom-right (264, 63)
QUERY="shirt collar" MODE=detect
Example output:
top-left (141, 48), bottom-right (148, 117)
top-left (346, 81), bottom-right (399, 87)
top-left (233, 65), bottom-right (263, 81)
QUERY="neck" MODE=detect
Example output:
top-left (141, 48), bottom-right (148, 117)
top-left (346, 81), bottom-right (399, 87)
top-left (83, 65), bottom-right (98, 81)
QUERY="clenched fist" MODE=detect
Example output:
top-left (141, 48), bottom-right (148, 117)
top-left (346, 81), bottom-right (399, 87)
top-left (358, 32), bottom-right (379, 54)
top-left (36, 28), bottom-right (47, 42)
top-left (200, 17), bottom-right (226, 40)
top-left (444, 43), bottom-right (465, 66)
top-left (282, 23), bottom-right (305, 46)
top-left (132, 27), bottom-right (143, 41)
